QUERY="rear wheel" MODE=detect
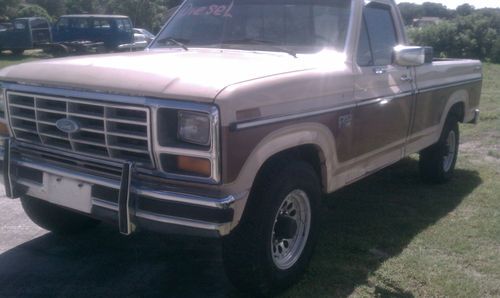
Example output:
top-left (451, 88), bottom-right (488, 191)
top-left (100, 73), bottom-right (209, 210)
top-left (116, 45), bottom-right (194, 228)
top-left (419, 116), bottom-right (459, 183)
top-left (21, 196), bottom-right (100, 234)
top-left (222, 161), bottom-right (322, 295)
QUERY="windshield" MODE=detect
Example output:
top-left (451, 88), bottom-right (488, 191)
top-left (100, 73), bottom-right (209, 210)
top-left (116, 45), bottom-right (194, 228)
top-left (152, 0), bottom-right (351, 54)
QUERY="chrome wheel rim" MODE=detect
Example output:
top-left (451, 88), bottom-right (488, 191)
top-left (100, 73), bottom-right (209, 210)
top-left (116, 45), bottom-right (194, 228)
top-left (443, 130), bottom-right (457, 172)
top-left (271, 189), bottom-right (311, 270)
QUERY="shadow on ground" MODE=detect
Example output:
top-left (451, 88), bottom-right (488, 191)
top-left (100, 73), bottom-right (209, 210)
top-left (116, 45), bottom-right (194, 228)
top-left (0, 158), bottom-right (482, 297)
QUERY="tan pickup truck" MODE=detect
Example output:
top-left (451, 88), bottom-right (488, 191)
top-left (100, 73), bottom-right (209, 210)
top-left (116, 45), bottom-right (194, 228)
top-left (0, 0), bottom-right (482, 294)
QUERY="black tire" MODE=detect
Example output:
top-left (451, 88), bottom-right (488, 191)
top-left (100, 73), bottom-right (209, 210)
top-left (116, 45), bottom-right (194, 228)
top-left (11, 49), bottom-right (25, 55)
top-left (222, 161), bottom-right (322, 296)
top-left (419, 116), bottom-right (460, 184)
top-left (21, 196), bottom-right (100, 235)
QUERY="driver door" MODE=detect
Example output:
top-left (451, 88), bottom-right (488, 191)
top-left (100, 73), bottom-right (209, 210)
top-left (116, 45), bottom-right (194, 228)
top-left (351, 2), bottom-right (414, 166)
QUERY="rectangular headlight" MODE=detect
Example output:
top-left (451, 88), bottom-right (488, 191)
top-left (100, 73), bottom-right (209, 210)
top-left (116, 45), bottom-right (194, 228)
top-left (177, 111), bottom-right (211, 146)
top-left (155, 105), bottom-right (220, 184)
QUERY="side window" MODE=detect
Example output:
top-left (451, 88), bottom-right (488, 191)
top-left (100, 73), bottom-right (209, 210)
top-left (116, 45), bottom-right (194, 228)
top-left (14, 21), bottom-right (27, 30)
top-left (357, 3), bottom-right (398, 66)
top-left (357, 18), bottom-right (373, 66)
top-left (56, 18), bottom-right (69, 30)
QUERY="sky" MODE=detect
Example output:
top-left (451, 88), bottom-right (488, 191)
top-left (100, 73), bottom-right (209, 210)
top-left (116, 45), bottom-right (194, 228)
top-left (395, 0), bottom-right (500, 9)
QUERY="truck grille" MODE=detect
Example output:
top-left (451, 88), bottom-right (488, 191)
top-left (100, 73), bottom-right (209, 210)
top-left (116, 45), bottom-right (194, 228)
top-left (6, 91), bottom-right (154, 167)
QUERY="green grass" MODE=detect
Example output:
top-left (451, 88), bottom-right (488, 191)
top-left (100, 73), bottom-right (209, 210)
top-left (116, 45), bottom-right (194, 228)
top-left (1, 54), bottom-right (499, 297)
top-left (0, 50), bottom-right (49, 69)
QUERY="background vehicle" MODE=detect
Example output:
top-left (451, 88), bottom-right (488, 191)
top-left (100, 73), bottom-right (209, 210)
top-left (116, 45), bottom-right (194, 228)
top-left (0, 0), bottom-right (482, 295)
top-left (51, 15), bottom-right (134, 52)
top-left (0, 17), bottom-right (51, 55)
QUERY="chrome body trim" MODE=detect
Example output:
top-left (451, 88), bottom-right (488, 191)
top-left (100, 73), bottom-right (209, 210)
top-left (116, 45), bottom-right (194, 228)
top-left (118, 162), bottom-right (134, 235)
top-left (2, 140), bottom-right (14, 198)
top-left (356, 91), bottom-right (413, 107)
top-left (93, 198), bottom-right (119, 211)
top-left (135, 210), bottom-right (229, 234)
top-left (232, 103), bottom-right (356, 131)
top-left (135, 188), bottom-right (236, 209)
top-left (417, 78), bottom-right (482, 94)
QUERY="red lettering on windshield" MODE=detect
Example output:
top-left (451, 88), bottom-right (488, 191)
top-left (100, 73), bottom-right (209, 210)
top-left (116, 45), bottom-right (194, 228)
top-left (179, 2), bottom-right (233, 17)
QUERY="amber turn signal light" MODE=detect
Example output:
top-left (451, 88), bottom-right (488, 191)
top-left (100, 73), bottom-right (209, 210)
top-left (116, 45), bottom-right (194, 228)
top-left (177, 156), bottom-right (211, 177)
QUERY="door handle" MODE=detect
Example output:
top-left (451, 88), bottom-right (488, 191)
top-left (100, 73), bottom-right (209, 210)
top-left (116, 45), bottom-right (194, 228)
top-left (401, 74), bottom-right (413, 82)
top-left (373, 67), bottom-right (387, 75)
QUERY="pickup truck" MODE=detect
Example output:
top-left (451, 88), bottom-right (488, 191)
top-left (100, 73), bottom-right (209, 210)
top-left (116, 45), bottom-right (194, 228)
top-left (0, 0), bottom-right (482, 295)
top-left (0, 17), bottom-right (52, 55)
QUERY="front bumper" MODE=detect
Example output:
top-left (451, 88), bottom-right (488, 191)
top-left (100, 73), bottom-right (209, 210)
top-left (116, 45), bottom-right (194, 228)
top-left (1, 139), bottom-right (246, 238)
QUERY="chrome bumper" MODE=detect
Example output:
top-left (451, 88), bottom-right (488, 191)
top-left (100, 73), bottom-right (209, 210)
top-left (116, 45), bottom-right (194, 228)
top-left (1, 139), bottom-right (246, 237)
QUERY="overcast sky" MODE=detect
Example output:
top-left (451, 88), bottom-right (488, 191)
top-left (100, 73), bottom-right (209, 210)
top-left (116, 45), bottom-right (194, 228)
top-left (395, 0), bottom-right (500, 9)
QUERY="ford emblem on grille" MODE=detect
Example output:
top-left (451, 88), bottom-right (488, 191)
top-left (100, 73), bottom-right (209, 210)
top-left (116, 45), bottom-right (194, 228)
top-left (56, 118), bottom-right (80, 134)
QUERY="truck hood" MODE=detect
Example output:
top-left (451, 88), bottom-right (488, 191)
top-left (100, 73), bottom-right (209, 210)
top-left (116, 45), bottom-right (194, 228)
top-left (0, 49), bottom-right (327, 103)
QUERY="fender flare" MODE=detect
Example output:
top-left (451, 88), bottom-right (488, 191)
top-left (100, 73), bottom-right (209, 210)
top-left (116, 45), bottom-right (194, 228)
top-left (233, 122), bottom-right (339, 194)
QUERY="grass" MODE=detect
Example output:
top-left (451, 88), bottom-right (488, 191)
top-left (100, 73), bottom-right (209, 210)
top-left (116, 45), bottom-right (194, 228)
top-left (1, 54), bottom-right (499, 297)
top-left (0, 50), bottom-right (50, 69)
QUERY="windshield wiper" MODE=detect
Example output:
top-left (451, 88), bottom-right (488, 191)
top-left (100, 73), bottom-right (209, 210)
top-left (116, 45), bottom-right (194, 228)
top-left (156, 37), bottom-right (189, 51)
top-left (221, 38), bottom-right (297, 58)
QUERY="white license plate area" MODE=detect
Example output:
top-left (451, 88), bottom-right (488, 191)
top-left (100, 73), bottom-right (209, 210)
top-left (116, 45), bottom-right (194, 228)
top-left (45, 174), bottom-right (92, 213)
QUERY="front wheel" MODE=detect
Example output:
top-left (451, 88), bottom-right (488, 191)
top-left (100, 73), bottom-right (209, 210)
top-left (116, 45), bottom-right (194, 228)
top-left (222, 161), bottom-right (322, 295)
top-left (419, 116), bottom-right (459, 183)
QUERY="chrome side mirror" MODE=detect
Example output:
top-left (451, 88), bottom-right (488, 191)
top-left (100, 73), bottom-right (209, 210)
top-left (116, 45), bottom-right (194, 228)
top-left (394, 46), bottom-right (429, 67)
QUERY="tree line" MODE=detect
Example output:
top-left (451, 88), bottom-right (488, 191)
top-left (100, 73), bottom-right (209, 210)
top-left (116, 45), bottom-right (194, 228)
top-left (0, 0), bottom-right (182, 33)
top-left (400, 2), bottom-right (500, 63)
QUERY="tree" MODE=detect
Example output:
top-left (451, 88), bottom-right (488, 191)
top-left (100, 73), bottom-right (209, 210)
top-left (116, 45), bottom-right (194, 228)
top-left (27, 0), bottom-right (66, 18)
top-left (0, 0), bottom-right (20, 21)
top-left (398, 2), bottom-right (423, 26)
top-left (105, 0), bottom-right (169, 32)
top-left (421, 2), bottom-right (451, 18)
top-left (408, 8), bottom-right (500, 62)
top-left (17, 4), bottom-right (52, 20)
top-left (456, 4), bottom-right (475, 16)
top-left (65, 0), bottom-right (105, 14)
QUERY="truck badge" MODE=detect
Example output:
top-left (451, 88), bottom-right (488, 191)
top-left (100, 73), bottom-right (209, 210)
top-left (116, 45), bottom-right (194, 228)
top-left (56, 118), bottom-right (80, 134)
top-left (338, 114), bottom-right (352, 128)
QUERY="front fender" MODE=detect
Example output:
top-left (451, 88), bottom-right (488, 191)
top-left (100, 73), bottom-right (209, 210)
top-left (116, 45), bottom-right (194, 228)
top-left (230, 122), bottom-right (338, 195)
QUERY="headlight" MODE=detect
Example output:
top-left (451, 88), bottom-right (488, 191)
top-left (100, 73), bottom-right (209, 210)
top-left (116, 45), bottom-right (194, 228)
top-left (177, 111), bottom-right (211, 146)
top-left (155, 106), bottom-right (220, 184)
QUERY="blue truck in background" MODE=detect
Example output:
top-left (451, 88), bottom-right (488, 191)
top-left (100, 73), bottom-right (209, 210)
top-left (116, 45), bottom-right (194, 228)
top-left (0, 15), bottom-right (134, 56)
top-left (0, 17), bottom-right (52, 55)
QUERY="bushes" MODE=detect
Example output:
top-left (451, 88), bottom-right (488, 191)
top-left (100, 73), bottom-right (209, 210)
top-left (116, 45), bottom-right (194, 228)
top-left (405, 6), bottom-right (500, 63)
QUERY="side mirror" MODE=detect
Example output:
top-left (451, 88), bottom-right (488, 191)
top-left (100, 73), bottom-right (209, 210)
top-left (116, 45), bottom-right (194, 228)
top-left (394, 46), bottom-right (432, 67)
